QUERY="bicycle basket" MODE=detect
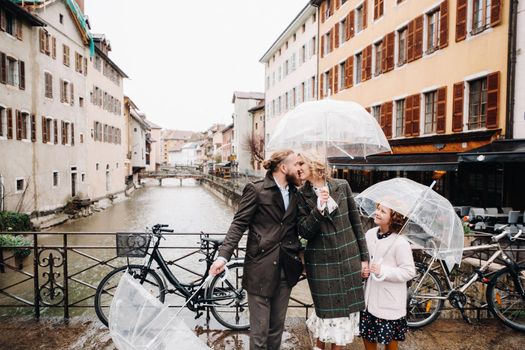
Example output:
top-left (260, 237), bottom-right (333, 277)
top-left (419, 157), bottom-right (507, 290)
top-left (116, 232), bottom-right (151, 258)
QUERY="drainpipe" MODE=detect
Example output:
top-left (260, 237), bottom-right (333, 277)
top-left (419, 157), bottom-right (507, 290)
top-left (505, 0), bottom-right (519, 139)
top-left (309, 1), bottom-right (322, 100)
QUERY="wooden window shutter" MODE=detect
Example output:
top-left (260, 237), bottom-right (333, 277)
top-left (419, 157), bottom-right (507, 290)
top-left (387, 31), bottom-right (395, 71)
top-left (456, 0), bottom-right (467, 42)
top-left (361, 49), bottom-right (367, 82)
top-left (407, 19), bottom-right (415, 62)
top-left (59, 79), bottom-right (64, 102)
top-left (15, 111), bottom-right (21, 140)
top-left (436, 86), bottom-right (447, 134)
top-left (31, 114), bottom-right (36, 142)
top-left (330, 27), bottom-right (335, 52)
top-left (321, 2), bottom-right (326, 23)
top-left (71, 122), bottom-right (75, 146)
top-left (345, 12), bottom-right (352, 40)
top-left (70, 83), bottom-right (74, 106)
top-left (412, 94), bottom-right (421, 136)
top-left (19, 60), bottom-right (25, 90)
top-left (335, 23), bottom-right (340, 49)
top-left (0, 52), bottom-right (6, 84)
top-left (366, 45), bottom-right (372, 80)
top-left (16, 19), bottom-right (23, 40)
top-left (83, 57), bottom-right (88, 76)
top-left (52, 37), bottom-right (56, 59)
top-left (486, 72), bottom-right (500, 129)
top-left (374, 0), bottom-right (380, 20)
top-left (54, 119), bottom-right (58, 144)
top-left (330, 0), bottom-right (335, 16)
top-left (0, 10), bottom-right (5, 32)
top-left (383, 101), bottom-right (393, 139)
top-left (334, 65), bottom-right (339, 94)
top-left (335, 0), bottom-right (340, 10)
top-left (380, 103), bottom-right (387, 133)
top-left (345, 56), bottom-right (353, 89)
top-left (414, 15), bottom-right (424, 60)
top-left (381, 38), bottom-right (388, 73)
top-left (349, 10), bottom-right (355, 39)
top-left (439, 0), bottom-right (449, 49)
top-left (320, 72), bottom-right (324, 99)
top-left (61, 121), bottom-right (66, 145)
top-left (363, 0), bottom-right (368, 29)
top-left (321, 35), bottom-right (325, 58)
top-left (39, 29), bottom-right (45, 53)
top-left (404, 96), bottom-right (413, 136)
top-left (491, 0), bottom-right (502, 26)
top-left (452, 82), bottom-right (464, 132)
top-left (329, 67), bottom-right (334, 95)
top-left (7, 108), bottom-right (13, 139)
top-left (41, 116), bottom-right (47, 143)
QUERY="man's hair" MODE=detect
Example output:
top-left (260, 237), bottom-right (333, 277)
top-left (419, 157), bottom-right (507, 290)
top-left (262, 150), bottom-right (294, 172)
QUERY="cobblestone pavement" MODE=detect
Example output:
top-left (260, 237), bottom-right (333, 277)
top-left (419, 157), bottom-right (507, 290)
top-left (1, 316), bottom-right (524, 349)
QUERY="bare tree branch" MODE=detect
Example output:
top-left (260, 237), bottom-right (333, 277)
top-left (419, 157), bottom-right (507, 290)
top-left (244, 134), bottom-right (265, 163)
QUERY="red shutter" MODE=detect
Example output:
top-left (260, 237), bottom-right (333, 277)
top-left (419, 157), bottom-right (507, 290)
top-left (335, 23), bottom-right (340, 49)
top-left (329, 0), bottom-right (335, 16)
top-left (335, 0), bottom-right (340, 10)
top-left (349, 10), bottom-right (355, 38)
top-left (321, 2), bottom-right (326, 23)
top-left (15, 110), bottom-right (21, 140)
top-left (42, 116), bottom-right (47, 143)
top-left (363, 0), bottom-right (368, 29)
top-left (380, 103), bottom-right (386, 131)
top-left (486, 72), bottom-right (500, 129)
top-left (366, 45), bottom-right (372, 80)
top-left (31, 114), bottom-right (36, 142)
top-left (491, 0), bottom-right (502, 26)
top-left (385, 101), bottom-right (393, 139)
top-left (320, 72), bottom-right (324, 99)
top-left (436, 87), bottom-right (447, 134)
top-left (407, 19), bottom-right (415, 62)
top-left (456, 0), bottom-right (467, 42)
top-left (71, 122), bottom-right (75, 146)
top-left (334, 65), bottom-right (339, 94)
top-left (329, 67), bottom-right (335, 95)
top-left (381, 38), bottom-right (387, 73)
top-left (19, 60), bottom-right (25, 90)
top-left (387, 31), bottom-right (395, 71)
top-left (0, 52), bottom-right (6, 84)
top-left (321, 35), bottom-right (325, 58)
top-left (439, 0), bottom-right (449, 49)
top-left (452, 82), bottom-right (464, 132)
top-left (345, 56), bottom-right (353, 88)
top-left (404, 96), bottom-right (413, 136)
top-left (330, 27), bottom-right (335, 52)
top-left (412, 94), bottom-right (420, 136)
top-left (414, 15), bottom-right (424, 60)
top-left (54, 119), bottom-right (58, 144)
top-left (346, 12), bottom-right (352, 40)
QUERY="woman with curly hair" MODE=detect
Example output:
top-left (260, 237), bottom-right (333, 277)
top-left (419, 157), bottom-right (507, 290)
top-left (361, 203), bottom-right (416, 350)
top-left (297, 153), bottom-right (369, 350)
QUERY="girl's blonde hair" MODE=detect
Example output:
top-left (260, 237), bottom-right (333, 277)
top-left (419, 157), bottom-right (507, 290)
top-left (262, 150), bottom-right (294, 172)
top-left (376, 203), bottom-right (408, 233)
top-left (299, 152), bottom-right (330, 181)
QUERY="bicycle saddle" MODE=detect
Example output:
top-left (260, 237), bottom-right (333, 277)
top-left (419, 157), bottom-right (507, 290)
top-left (201, 236), bottom-right (225, 246)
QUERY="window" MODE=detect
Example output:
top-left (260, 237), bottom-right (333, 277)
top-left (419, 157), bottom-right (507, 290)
top-left (324, 32), bottom-right (331, 55)
top-left (62, 44), bottom-right (70, 66)
top-left (395, 100), bottom-right (405, 137)
top-left (356, 5), bottom-right (364, 33)
top-left (94, 55), bottom-right (102, 71)
top-left (59, 14), bottom-right (64, 24)
top-left (468, 77), bottom-right (488, 130)
top-left (96, 163), bottom-right (99, 171)
top-left (355, 52), bottom-right (362, 84)
top-left (324, 0), bottom-right (332, 20)
top-left (424, 91), bottom-right (438, 134)
top-left (374, 41), bottom-right (383, 76)
top-left (398, 27), bottom-right (408, 66)
top-left (301, 44), bottom-right (306, 64)
top-left (81, 173), bottom-right (86, 182)
top-left (302, 23), bottom-right (306, 33)
top-left (278, 67), bottom-right (282, 81)
top-left (75, 52), bottom-right (83, 73)
top-left (472, 0), bottom-right (491, 34)
top-left (372, 106), bottom-right (381, 122)
top-left (39, 29), bottom-right (51, 55)
top-left (340, 18), bottom-right (347, 46)
top-left (5, 11), bottom-right (15, 36)
top-left (18, 111), bottom-right (29, 140)
top-left (310, 36), bottom-right (317, 57)
top-left (6, 57), bottom-right (18, 86)
top-left (426, 9), bottom-right (440, 54)
top-left (323, 71), bottom-right (329, 96)
top-left (374, 0), bottom-right (384, 20)
top-left (291, 53), bottom-right (296, 72)
top-left (60, 80), bottom-right (70, 103)
top-left (53, 171), bottom-right (59, 187)
top-left (45, 72), bottom-right (53, 98)
top-left (339, 61), bottom-right (346, 90)
top-left (16, 178), bottom-right (24, 192)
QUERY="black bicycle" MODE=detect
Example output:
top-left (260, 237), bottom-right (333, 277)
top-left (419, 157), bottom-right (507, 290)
top-left (94, 224), bottom-right (249, 330)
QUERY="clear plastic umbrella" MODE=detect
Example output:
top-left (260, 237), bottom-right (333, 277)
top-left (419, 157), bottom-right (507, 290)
top-left (355, 178), bottom-right (464, 270)
top-left (109, 272), bottom-right (211, 350)
top-left (266, 100), bottom-right (391, 158)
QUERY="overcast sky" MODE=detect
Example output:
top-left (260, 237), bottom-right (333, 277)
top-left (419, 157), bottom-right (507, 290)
top-left (85, 0), bottom-right (308, 132)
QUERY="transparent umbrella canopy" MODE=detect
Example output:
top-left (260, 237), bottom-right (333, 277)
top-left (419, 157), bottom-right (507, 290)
top-left (266, 99), bottom-right (391, 159)
top-left (109, 272), bottom-right (211, 350)
top-left (355, 178), bottom-right (464, 270)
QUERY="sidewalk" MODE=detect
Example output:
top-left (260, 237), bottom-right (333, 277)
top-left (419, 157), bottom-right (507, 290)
top-left (0, 316), bottom-right (524, 349)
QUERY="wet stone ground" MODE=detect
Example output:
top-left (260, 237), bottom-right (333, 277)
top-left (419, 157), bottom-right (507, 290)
top-left (0, 316), bottom-right (524, 349)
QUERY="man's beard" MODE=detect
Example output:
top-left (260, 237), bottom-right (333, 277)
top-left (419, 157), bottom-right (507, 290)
top-left (285, 171), bottom-right (301, 187)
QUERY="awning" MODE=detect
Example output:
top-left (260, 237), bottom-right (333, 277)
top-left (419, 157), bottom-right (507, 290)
top-left (459, 139), bottom-right (525, 163)
top-left (216, 162), bottom-right (231, 167)
top-left (330, 153), bottom-right (459, 171)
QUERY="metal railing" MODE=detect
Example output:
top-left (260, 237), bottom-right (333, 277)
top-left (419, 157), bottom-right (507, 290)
top-left (0, 232), bottom-right (313, 320)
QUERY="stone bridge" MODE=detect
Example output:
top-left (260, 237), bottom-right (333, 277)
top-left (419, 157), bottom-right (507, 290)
top-left (140, 166), bottom-right (204, 186)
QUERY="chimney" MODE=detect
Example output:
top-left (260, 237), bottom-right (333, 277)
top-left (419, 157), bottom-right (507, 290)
top-left (75, 0), bottom-right (85, 13)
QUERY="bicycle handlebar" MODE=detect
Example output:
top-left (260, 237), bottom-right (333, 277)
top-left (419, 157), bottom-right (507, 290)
top-left (492, 226), bottom-right (523, 242)
top-left (510, 230), bottom-right (523, 242)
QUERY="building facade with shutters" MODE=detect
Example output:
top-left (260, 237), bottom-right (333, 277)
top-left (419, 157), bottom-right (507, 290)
top-left (260, 4), bottom-right (319, 144)
top-left (1, 0), bottom-right (91, 214)
top-left (312, 0), bottom-right (520, 209)
top-left (514, 0), bottom-right (525, 139)
top-left (86, 34), bottom-right (128, 201)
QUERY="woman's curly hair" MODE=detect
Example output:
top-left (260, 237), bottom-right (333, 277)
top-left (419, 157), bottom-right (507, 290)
top-left (377, 203), bottom-right (408, 233)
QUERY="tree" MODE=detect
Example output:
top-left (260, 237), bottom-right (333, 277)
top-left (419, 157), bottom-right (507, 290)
top-left (244, 134), bottom-right (265, 163)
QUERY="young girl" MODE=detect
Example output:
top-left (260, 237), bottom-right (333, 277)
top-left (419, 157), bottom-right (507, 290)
top-left (361, 203), bottom-right (416, 350)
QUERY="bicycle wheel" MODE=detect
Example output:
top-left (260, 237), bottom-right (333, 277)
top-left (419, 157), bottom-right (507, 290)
top-left (487, 266), bottom-right (525, 332)
top-left (406, 262), bottom-right (444, 328)
top-left (94, 264), bottom-right (166, 327)
top-left (207, 263), bottom-right (249, 330)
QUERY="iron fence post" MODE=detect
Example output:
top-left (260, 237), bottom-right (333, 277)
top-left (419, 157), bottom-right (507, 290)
top-left (33, 232), bottom-right (40, 319)
top-left (63, 233), bottom-right (69, 319)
